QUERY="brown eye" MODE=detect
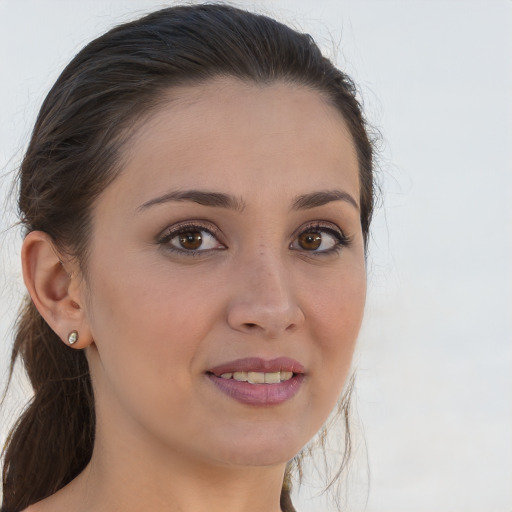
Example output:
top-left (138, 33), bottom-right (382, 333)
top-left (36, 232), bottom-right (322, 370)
top-left (178, 231), bottom-right (203, 250)
top-left (162, 225), bottom-right (225, 253)
top-left (298, 231), bottom-right (322, 250)
top-left (290, 225), bottom-right (346, 254)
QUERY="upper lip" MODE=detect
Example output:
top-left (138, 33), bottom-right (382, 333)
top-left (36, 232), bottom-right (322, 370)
top-left (208, 357), bottom-right (305, 376)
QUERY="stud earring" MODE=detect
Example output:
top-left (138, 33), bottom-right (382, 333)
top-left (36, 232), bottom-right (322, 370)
top-left (68, 330), bottom-right (79, 345)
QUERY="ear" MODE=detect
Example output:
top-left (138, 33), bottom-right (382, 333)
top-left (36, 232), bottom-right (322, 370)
top-left (21, 231), bottom-right (93, 349)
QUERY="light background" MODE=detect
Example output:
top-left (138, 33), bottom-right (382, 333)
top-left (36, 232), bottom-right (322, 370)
top-left (0, 1), bottom-right (510, 511)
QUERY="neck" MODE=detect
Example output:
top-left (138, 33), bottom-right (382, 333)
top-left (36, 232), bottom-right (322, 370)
top-left (86, 443), bottom-right (286, 512)
top-left (39, 419), bottom-right (287, 512)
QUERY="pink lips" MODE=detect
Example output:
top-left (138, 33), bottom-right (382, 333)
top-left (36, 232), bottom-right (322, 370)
top-left (208, 357), bottom-right (305, 376)
top-left (207, 357), bottom-right (305, 406)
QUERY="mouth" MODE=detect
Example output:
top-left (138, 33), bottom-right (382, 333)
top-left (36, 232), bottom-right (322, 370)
top-left (213, 370), bottom-right (295, 384)
top-left (206, 357), bottom-right (305, 406)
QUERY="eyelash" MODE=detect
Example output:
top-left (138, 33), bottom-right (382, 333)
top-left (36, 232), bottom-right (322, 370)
top-left (157, 221), bottom-right (351, 256)
top-left (157, 222), bottom-right (225, 257)
top-left (290, 223), bottom-right (352, 255)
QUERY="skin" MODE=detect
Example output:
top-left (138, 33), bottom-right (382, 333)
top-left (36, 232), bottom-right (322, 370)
top-left (22, 78), bottom-right (366, 512)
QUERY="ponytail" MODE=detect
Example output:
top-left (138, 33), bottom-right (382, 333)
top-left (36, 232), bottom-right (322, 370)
top-left (1, 298), bottom-right (94, 511)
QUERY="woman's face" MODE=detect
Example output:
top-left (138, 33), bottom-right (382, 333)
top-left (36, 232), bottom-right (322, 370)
top-left (81, 78), bottom-right (366, 469)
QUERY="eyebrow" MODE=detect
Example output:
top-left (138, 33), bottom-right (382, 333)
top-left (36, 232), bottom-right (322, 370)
top-left (291, 190), bottom-right (359, 211)
top-left (138, 188), bottom-right (359, 213)
top-left (138, 190), bottom-right (246, 212)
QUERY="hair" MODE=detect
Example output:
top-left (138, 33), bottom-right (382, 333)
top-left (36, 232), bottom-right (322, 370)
top-left (1, 4), bottom-right (375, 511)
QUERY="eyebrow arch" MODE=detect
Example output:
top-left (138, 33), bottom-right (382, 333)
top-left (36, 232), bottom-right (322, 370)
top-left (138, 190), bottom-right (246, 212)
top-left (291, 190), bottom-right (359, 211)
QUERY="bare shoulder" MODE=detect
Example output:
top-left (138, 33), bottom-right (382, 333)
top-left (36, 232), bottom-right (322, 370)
top-left (23, 504), bottom-right (41, 512)
top-left (21, 492), bottom-right (70, 512)
top-left (23, 500), bottom-right (55, 512)
top-left (23, 504), bottom-right (43, 512)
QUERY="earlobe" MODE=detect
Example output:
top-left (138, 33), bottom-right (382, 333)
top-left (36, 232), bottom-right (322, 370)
top-left (21, 231), bottom-right (93, 349)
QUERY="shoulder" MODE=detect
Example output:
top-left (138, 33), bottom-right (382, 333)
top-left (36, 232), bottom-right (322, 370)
top-left (21, 496), bottom-right (63, 512)
top-left (23, 503), bottom-right (46, 512)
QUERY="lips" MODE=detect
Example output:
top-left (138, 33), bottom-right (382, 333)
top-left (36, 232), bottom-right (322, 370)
top-left (207, 357), bottom-right (305, 406)
top-left (208, 357), bottom-right (305, 376)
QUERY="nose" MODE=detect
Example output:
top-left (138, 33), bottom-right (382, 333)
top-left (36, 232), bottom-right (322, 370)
top-left (226, 248), bottom-right (305, 338)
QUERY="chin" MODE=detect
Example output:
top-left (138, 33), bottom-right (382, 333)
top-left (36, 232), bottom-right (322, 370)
top-left (205, 422), bottom-right (312, 468)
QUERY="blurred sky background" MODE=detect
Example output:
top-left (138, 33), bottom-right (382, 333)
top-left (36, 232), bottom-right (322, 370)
top-left (0, 1), bottom-right (511, 511)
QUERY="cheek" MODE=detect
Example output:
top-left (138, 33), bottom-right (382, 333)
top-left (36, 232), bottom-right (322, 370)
top-left (84, 260), bottom-right (219, 404)
top-left (307, 263), bottom-right (366, 402)
top-left (83, 267), bottom-right (229, 453)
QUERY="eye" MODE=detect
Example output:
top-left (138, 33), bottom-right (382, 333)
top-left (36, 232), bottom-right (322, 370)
top-left (290, 224), bottom-right (350, 254)
top-left (158, 223), bottom-right (225, 254)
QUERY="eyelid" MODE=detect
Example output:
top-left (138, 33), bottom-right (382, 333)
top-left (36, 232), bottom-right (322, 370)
top-left (156, 219), bottom-right (350, 256)
top-left (157, 220), bottom-right (226, 253)
top-left (290, 221), bottom-right (351, 253)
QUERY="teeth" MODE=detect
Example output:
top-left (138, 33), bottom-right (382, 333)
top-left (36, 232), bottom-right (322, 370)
top-left (248, 372), bottom-right (265, 384)
top-left (264, 372), bottom-right (280, 384)
top-left (219, 371), bottom-right (294, 384)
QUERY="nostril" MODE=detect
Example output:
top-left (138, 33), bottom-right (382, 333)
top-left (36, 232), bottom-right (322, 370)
top-left (285, 323), bottom-right (296, 332)
top-left (244, 322), bottom-right (258, 331)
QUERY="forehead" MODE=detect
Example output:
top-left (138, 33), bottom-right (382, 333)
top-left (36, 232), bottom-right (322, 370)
top-left (102, 78), bottom-right (359, 212)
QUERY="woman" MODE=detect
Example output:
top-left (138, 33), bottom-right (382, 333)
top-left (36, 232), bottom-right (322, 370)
top-left (1, 4), bottom-right (375, 512)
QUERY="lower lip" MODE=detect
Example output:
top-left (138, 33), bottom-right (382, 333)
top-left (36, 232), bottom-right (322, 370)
top-left (207, 373), bottom-right (304, 406)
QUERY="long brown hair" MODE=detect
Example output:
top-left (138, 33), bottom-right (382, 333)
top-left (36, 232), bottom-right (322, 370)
top-left (1, 4), bottom-right (375, 511)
